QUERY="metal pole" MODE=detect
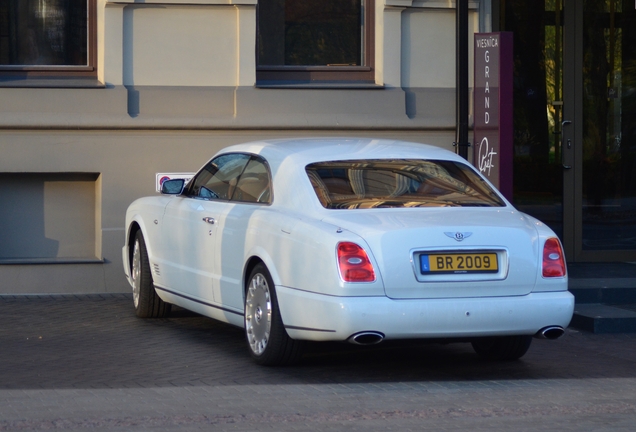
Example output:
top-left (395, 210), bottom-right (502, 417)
top-left (455, 0), bottom-right (470, 160)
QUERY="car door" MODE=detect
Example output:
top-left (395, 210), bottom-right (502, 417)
top-left (212, 155), bottom-right (273, 311)
top-left (160, 153), bottom-right (251, 303)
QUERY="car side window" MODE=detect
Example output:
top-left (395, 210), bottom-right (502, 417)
top-left (232, 157), bottom-right (272, 204)
top-left (186, 154), bottom-right (251, 200)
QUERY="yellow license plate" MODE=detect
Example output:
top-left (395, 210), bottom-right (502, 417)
top-left (420, 253), bottom-right (498, 274)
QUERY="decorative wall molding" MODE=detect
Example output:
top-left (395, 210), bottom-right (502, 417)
top-left (385, 0), bottom-right (478, 9)
top-left (106, 0), bottom-right (257, 5)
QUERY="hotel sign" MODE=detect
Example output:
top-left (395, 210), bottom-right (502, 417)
top-left (473, 32), bottom-right (513, 200)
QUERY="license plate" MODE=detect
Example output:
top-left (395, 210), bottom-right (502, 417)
top-left (420, 253), bottom-right (498, 274)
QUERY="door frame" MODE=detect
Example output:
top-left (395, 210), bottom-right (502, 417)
top-left (563, 0), bottom-right (636, 262)
top-left (561, 0), bottom-right (578, 260)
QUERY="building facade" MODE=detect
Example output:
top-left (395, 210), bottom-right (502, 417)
top-left (1, 0), bottom-right (634, 295)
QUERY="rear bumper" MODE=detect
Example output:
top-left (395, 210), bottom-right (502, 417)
top-left (276, 287), bottom-right (574, 342)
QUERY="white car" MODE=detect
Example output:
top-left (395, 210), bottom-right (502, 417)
top-left (122, 138), bottom-right (574, 365)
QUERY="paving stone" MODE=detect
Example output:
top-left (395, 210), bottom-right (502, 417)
top-left (1, 295), bottom-right (636, 431)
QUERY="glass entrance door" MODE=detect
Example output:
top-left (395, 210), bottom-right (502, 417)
top-left (574, 0), bottom-right (636, 260)
top-left (499, 0), bottom-right (565, 243)
top-left (499, 0), bottom-right (636, 261)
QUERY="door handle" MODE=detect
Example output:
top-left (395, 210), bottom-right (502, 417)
top-left (561, 120), bottom-right (572, 169)
top-left (202, 217), bottom-right (215, 225)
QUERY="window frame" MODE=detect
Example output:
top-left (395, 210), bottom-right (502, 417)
top-left (184, 153), bottom-right (273, 205)
top-left (0, 0), bottom-right (97, 78)
top-left (256, 0), bottom-right (375, 84)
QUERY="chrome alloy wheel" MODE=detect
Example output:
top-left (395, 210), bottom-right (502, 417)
top-left (245, 272), bottom-right (272, 355)
top-left (131, 239), bottom-right (141, 309)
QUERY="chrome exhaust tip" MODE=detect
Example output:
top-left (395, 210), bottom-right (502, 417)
top-left (535, 326), bottom-right (565, 340)
top-left (348, 331), bottom-right (385, 345)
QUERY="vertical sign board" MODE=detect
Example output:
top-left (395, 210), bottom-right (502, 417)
top-left (473, 32), bottom-right (513, 200)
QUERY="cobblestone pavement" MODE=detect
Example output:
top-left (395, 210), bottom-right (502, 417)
top-left (1, 295), bottom-right (636, 431)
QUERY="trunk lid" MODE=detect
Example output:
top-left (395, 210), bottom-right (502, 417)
top-left (322, 208), bottom-right (539, 299)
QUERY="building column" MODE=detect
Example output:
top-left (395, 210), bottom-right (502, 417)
top-left (378, 3), bottom-right (407, 87)
top-left (235, 4), bottom-right (256, 87)
top-left (102, 2), bottom-right (126, 86)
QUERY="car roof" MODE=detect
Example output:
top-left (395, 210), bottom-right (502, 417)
top-left (217, 138), bottom-right (465, 169)
top-left (211, 138), bottom-right (507, 212)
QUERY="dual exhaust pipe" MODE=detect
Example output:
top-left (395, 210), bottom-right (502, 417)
top-left (348, 331), bottom-right (385, 345)
top-left (534, 326), bottom-right (566, 340)
top-left (347, 326), bottom-right (566, 345)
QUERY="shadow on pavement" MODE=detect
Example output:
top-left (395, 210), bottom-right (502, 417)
top-left (1, 295), bottom-right (635, 390)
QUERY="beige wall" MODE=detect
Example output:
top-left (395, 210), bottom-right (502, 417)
top-left (0, 0), bottom-right (485, 293)
top-left (122, 6), bottom-right (239, 87)
top-left (0, 130), bottom-right (456, 294)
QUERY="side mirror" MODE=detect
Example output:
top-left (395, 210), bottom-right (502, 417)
top-left (161, 178), bottom-right (185, 195)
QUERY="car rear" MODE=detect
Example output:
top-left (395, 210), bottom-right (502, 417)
top-left (274, 156), bottom-right (573, 343)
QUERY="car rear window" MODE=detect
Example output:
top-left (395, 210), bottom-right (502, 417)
top-left (306, 159), bottom-right (505, 209)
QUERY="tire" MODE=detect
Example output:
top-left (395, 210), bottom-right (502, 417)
top-left (471, 335), bottom-right (532, 361)
top-left (131, 230), bottom-right (171, 318)
top-left (244, 263), bottom-right (303, 366)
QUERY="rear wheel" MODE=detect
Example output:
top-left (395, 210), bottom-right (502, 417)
top-left (131, 231), bottom-right (171, 318)
top-left (244, 263), bottom-right (303, 366)
top-left (471, 335), bottom-right (532, 361)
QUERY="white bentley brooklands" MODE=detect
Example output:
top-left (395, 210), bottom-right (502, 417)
top-left (122, 138), bottom-right (574, 365)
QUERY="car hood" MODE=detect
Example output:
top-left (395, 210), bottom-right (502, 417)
top-left (321, 208), bottom-right (540, 299)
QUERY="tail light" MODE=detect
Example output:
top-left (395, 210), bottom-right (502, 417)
top-left (337, 242), bottom-right (376, 282)
top-left (542, 237), bottom-right (566, 278)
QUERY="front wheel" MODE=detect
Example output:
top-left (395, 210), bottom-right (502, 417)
top-left (471, 335), bottom-right (532, 361)
top-left (131, 230), bottom-right (171, 318)
top-left (244, 263), bottom-right (303, 366)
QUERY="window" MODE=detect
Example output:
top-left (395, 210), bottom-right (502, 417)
top-left (233, 158), bottom-right (272, 203)
top-left (0, 0), bottom-right (96, 77)
top-left (185, 154), bottom-right (272, 204)
top-left (257, 0), bottom-right (374, 83)
top-left (0, 173), bottom-right (101, 263)
top-left (306, 160), bottom-right (506, 209)
top-left (187, 154), bottom-right (252, 200)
